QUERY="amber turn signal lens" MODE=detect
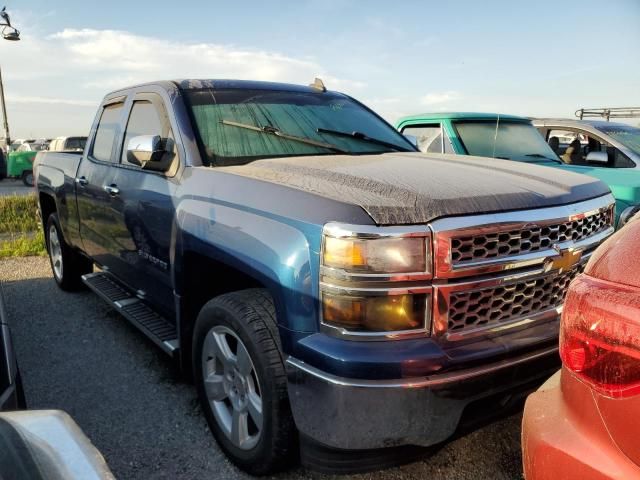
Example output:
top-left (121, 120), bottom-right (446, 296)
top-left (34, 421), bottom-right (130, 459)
top-left (322, 292), bottom-right (429, 332)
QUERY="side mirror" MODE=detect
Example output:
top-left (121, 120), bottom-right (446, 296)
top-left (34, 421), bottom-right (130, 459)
top-left (126, 135), bottom-right (170, 171)
top-left (403, 134), bottom-right (418, 148)
top-left (585, 151), bottom-right (608, 165)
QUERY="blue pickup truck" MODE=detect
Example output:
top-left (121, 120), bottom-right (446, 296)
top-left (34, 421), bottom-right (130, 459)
top-left (34, 80), bottom-right (615, 474)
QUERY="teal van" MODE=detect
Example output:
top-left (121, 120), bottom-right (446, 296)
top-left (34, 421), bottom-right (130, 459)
top-left (396, 113), bottom-right (640, 226)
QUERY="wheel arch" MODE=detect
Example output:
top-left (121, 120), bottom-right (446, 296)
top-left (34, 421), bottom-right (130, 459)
top-left (39, 191), bottom-right (57, 233)
top-left (172, 206), bottom-right (319, 376)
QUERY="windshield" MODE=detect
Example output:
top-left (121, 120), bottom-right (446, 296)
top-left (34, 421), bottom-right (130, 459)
top-left (596, 124), bottom-right (640, 156)
top-left (185, 89), bottom-right (415, 166)
top-left (454, 121), bottom-right (560, 162)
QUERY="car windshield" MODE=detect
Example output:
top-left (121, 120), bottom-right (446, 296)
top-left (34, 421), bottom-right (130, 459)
top-left (185, 89), bottom-right (415, 166)
top-left (595, 124), bottom-right (640, 156)
top-left (454, 121), bottom-right (560, 162)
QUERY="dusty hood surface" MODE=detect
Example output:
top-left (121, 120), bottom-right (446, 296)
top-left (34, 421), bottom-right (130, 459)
top-left (221, 153), bottom-right (610, 225)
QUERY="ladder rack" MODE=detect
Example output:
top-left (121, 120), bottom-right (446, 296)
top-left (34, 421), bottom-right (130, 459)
top-left (576, 107), bottom-right (640, 121)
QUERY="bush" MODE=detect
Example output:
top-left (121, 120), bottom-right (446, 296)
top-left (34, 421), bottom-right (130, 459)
top-left (0, 194), bottom-right (45, 257)
top-left (0, 230), bottom-right (45, 258)
top-left (0, 194), bottom-right (40, 233)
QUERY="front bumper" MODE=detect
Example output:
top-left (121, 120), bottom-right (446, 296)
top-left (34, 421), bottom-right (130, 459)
top-left (287, 344), bottom-right (559, 450)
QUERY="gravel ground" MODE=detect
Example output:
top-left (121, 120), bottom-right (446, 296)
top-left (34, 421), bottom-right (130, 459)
top-left (0, 256), bottom-right (523, 480)
top-left (0, 179), bottom-right (32, 196)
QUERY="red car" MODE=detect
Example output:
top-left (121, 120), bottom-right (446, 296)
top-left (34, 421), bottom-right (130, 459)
top-left (522, 216), bottom-right (640, 479)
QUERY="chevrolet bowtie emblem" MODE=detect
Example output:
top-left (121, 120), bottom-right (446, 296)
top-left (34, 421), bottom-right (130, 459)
top-left (546, 247), bottom-right (582, 273)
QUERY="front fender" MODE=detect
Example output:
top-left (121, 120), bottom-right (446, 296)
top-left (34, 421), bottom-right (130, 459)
top-left (174, 198), bottom-right (321, 333)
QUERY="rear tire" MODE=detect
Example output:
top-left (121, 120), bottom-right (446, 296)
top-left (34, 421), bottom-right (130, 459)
top-left (45, 213), bottom-right (92, 291)
top-left (21, 170), bottom-right (33, 187)
top-left (193, 289), bottom-right (297, 475)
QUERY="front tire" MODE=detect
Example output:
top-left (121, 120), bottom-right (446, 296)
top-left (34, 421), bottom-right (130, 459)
top-left (45, 213), bottom-right (92, 291)
top-left (193, 289), bottom-right (297, 475)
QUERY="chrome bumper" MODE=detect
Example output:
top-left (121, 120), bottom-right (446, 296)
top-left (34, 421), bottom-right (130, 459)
top-left (286, 346), bottom-right (559, 450)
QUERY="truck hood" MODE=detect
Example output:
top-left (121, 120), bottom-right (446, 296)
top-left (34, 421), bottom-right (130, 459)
top-left (220, 152), bottom-right (610, 225)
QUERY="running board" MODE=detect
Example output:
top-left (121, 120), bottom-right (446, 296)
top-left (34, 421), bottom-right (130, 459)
top-left (82, 272), bottom-right (179, 357)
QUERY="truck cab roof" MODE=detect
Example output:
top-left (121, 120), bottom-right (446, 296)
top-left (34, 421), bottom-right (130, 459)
top-left (397, 112), bottom-right (530, 124)
top-left (104, 79), bottom-right (341, 99)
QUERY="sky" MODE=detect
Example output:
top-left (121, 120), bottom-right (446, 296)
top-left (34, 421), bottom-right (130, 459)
top-left (0, 0), bottom-right (638, 138)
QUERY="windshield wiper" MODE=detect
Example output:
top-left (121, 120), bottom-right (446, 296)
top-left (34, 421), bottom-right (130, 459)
top-left (525, 153), bottom-right (562, 164)
top-left (317, 127), bottom-right (414, 152)
top-left (220, 120), bottom-right (348, 154)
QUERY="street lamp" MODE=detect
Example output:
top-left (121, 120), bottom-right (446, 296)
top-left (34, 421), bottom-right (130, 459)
top-left (0, 6), bottom-right (19, 40)
top-left (0, 6), bottom-right (19, 150)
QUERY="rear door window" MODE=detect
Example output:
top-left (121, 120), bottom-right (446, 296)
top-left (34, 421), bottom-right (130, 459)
top-left (92, 103), bottom-right (124, 162)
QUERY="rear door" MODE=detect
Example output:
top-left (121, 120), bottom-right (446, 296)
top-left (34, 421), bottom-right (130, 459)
top-left (76, 98), bottom-right (128, 268)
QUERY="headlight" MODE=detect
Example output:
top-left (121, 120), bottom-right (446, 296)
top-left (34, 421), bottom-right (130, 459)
top-left (322, 225), bottom-right (431, 276)
top-left (320, 223), bottom-right (432, 336)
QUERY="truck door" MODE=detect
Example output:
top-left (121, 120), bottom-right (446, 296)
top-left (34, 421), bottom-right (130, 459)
top-left (103, 93), bottom-right (179, 317)
top-left (76, 98), bottom-right (127, 268)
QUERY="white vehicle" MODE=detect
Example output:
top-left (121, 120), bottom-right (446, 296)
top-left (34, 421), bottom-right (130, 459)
top-left (48, 136), bottom-right (87, 152)
top-left (8, 139), bottom-right (34, 152)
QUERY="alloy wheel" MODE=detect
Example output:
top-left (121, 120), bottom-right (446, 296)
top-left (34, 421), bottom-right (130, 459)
top-left (202, 325), bottom-right (263, 450)
top-left (48, 224), bottom-right (63, 281)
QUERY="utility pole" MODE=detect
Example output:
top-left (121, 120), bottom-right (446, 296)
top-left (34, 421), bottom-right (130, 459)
top-left (0, 6), bottom-right (20, 150)
top-left (0, 67), bottom-right (10, 147)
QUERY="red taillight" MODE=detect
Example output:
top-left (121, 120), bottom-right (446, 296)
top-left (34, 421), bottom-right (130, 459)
top-left (560, 275), bottom-right (640, 399)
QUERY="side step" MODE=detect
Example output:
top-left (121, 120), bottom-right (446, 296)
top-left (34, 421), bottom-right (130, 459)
top-left (82, 272), bottom-right (179, 357)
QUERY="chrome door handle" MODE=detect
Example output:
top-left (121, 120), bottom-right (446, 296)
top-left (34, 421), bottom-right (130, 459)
top-left (103, 184), bottom-right (120, 196)
top-left (75, 176), bottom-right (88, 186)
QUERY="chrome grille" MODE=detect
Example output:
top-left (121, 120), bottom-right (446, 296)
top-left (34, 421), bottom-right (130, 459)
top-left (447, 265), bottom-right (584, 332)
top-left (450, 208), bottom-right (612, 264)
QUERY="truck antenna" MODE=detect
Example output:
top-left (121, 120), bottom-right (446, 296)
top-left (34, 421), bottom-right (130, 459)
top-left (492, 113), bottom-right (500, 159)
top-left (309, 77), bottom-right (327, 92)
